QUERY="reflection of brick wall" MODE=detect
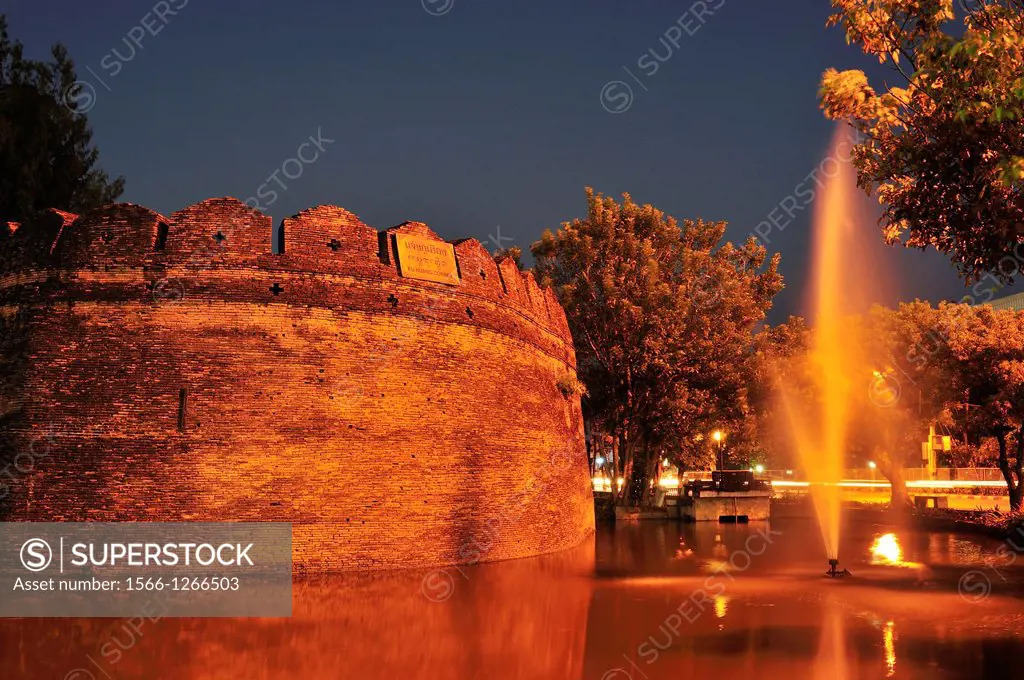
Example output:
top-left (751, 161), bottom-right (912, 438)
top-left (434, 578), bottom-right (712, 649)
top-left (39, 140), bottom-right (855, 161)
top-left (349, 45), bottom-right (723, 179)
top-left (0, 198), bottom-right (594, 570)
top-left (0, 537), bottom-right (595, 678)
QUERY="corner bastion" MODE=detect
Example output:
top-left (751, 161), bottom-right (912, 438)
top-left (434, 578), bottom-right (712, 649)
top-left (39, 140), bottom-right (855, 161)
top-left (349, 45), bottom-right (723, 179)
top-left (0, 198), bottom-right (595, 571)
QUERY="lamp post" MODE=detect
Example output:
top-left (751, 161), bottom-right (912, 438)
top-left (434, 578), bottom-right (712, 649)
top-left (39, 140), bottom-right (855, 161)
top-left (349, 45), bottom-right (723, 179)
top-left (712, 430), bottom-right (725, 470)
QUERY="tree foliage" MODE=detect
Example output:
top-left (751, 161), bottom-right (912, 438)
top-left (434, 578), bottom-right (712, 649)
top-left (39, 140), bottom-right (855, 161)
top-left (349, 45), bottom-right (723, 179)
top-left (819, 0), bottom-right (1024, 283)
top-left (0, 14), bottom-right (123, 223)
top-left (941, 303), bottom-right (1024, 509)
top-left (764, 299), bottom-right (1024, 511)
top-left (747, 316), bottom-right (813, 470)
top-left (948, 438), bottom-right (1000, 467)
top-left (856, 302), bottom-right (960, 506)
top-left (532, 189), bottom-right (783, 504)
top-left (493, 246), bottom-right (524, 271)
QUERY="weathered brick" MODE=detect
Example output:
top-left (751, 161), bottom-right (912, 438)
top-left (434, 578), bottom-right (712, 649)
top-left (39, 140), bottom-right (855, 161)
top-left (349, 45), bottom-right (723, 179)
top-left (0, 199), bottom-right (595, 571)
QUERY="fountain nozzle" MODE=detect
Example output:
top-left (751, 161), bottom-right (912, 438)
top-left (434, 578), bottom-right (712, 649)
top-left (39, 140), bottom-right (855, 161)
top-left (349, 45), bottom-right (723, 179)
top-left (826, 558), bottom-right (851, 578)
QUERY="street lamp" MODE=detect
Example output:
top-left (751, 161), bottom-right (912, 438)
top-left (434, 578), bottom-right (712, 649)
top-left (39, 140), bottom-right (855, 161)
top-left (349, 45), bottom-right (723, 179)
top-left (712, 430), bottom-right (725, 470)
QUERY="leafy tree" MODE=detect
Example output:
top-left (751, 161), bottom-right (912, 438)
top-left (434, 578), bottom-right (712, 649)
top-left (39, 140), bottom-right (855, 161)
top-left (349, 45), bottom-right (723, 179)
top-left (493, 246), bottom-right (524, 270)
top-left (0, 14), bottom-right (123, 223)
top-left (947, 439), bottom-right (1000, 467)
top-left (532, 189), bottom-right (783, 505)
top-left (747, 316), bottom-right (813, 470)
top-left (819, 0), bottom-right (1024, 283)
top-left (757, 298), bottom-right (1024, 510)
top-left (857, 302), bottom-right (960, 508)
top-left (942, 303), bottom-right (1024, 510)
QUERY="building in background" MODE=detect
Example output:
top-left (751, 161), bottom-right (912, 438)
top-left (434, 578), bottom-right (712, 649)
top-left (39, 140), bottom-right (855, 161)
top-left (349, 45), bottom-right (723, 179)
top-left (978, 291), bottom-right (1024, 311)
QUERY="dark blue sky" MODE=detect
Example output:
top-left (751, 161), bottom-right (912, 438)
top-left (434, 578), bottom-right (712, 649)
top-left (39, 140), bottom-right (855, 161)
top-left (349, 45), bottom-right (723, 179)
top-left (7, 0), bottom-right (1013, 322)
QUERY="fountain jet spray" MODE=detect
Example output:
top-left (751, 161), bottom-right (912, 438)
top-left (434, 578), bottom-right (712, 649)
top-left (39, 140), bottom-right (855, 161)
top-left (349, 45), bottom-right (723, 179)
top-left (780, 125), bottom-right (885, 572)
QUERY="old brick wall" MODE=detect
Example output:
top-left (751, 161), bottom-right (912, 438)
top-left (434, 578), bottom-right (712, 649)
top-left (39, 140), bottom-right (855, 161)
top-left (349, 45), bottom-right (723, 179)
top-left (0, 198), bottom-right (594, 570)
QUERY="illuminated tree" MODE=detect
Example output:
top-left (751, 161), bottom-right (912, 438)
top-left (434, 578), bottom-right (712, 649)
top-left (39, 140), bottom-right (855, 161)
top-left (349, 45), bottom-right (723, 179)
top-left (532, 189), bottom-right (783, 505)
top-left (819, 0), bottom-right (1024, 283)
top-left (942, 303), bottom-right (1024, 510)
top-left (747, 316), bottom-right (813, 471)
top-left (493, 246), bottom-right (524, 270)
top-left (858, 302), bottom-right (959, 508)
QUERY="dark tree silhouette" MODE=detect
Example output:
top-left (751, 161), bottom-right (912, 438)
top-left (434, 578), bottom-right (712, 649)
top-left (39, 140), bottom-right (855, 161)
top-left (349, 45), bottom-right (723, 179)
top-left (0, 14), bottom-right (123, 223)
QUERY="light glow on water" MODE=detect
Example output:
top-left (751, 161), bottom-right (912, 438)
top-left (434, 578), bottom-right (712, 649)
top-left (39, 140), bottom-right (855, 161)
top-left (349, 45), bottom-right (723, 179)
top-left (883, 620), bottom-right (897, 677)
top-left (870, 533), bottom-right (903, 565)
top-left (814, 602), bottom-right (849, 680)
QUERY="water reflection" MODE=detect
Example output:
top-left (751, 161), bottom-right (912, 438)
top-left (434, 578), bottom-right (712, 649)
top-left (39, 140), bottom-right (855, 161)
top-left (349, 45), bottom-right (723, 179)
top-left (813, 601), bottom-right (848, 680)
top-left (0, 521), bottom-right (1022, 679)
top-left (883, 619), bottom-right (897, 677)
top-left (0, 539), bottom-right (597, 680)
top-left (713, 594), bottom-right (728, 619)
top-left (870, 533), bottom-right (903, 565)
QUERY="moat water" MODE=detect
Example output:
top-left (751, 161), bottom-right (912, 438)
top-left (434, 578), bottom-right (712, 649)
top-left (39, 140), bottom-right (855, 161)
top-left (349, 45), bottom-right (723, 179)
top-left (2, 516), bottom-right (1023, 679)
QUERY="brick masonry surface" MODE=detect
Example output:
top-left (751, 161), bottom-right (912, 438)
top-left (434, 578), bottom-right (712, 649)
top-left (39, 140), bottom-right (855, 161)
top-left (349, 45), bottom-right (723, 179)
top-left (0, 198), bottom-right (595, 571)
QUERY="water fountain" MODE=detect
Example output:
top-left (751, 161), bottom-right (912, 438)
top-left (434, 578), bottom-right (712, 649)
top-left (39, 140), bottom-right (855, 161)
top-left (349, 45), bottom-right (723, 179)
top-left (782, 125), bottom-right (886, 578)
top-left (826, 558), bottom-right (851, 578)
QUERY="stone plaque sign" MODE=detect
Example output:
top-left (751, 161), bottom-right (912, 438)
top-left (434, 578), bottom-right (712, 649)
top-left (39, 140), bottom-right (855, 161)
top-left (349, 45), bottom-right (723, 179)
top-left (394, 234), bottom-right (460, 285)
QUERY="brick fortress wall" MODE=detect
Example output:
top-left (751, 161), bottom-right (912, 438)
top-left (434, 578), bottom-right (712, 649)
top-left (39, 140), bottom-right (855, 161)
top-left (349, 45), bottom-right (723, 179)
top-left (0, 198), bottom-right (595, 571)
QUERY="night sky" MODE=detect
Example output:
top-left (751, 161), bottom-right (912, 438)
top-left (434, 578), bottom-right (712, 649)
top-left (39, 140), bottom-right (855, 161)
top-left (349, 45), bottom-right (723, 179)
top-left (6, 0), bottom-right (1014, 323)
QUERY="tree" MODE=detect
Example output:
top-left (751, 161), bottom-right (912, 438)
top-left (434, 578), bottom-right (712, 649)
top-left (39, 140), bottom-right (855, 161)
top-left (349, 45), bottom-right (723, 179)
top-left (747, 316), bottom-right (813, 471)
top-left (819, 0), bottom-right (1024, 284)
top-left (857, 302), bottom-right (959, 509)
top-left (942, 303), bottom-right (1024, 510)
top-left (532, 189), bottom-right (783, 505)
top-left (0, 14), bottom-right (123, 223)
top-left (947, 439), bottom-right (1000, 467)
top-left (493, 246), bottom-right (524, 270)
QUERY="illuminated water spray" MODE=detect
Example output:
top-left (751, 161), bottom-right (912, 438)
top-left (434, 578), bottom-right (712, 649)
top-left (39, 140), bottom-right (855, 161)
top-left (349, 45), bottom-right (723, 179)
top-left (783, 125), bottom-right (884, 574)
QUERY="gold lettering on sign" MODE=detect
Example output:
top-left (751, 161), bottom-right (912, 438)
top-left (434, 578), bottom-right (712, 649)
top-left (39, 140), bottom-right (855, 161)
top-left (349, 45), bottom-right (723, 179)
top-left (394, 234), bottom-right (460, 285)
